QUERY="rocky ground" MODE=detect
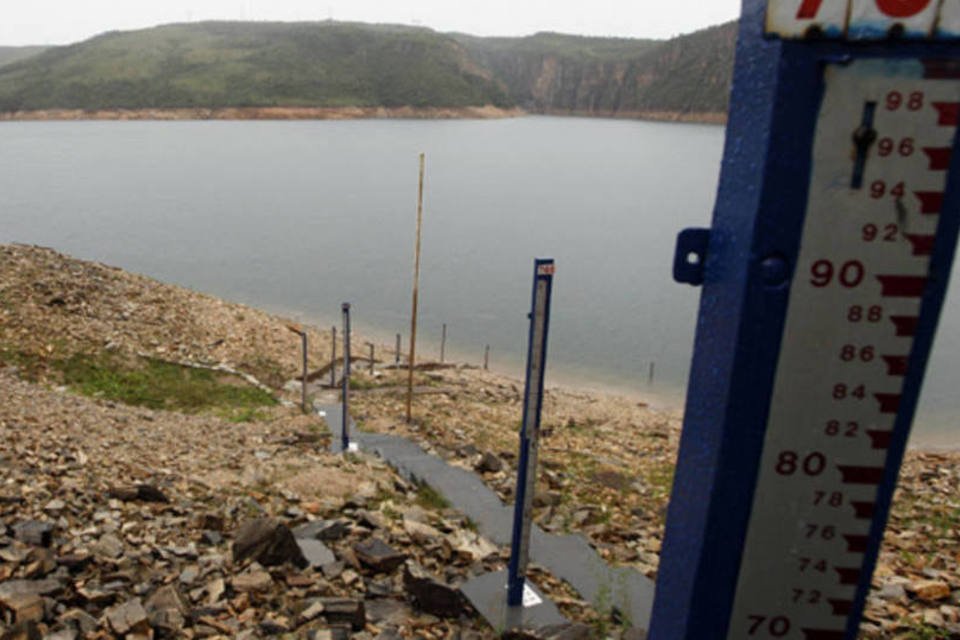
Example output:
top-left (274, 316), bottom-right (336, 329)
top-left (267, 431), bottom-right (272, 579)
top-left (0, 243), bottom-right (958, 638)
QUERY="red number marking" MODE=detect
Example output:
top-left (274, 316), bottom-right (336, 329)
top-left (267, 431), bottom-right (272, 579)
top-left (875, 0), bottom-right (932, 19)
top-left (796, 0), bottom-right (825, 19)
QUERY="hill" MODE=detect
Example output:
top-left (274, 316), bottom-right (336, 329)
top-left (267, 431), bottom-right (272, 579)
top-left (453, 23), bottom-right (736, 118)
top-left (0, 21), bottom-right (737, 121)
top-left (0, 22), bottom-right (511, 112)
top-left (0, 45), bottom-right (48, 68)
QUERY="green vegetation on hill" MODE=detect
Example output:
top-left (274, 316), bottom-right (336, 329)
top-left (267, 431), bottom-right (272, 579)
top-left (0, 22), bottom-right (510, 111)
top-left (0, 46), bottom-right (48, 69)
top-left (0, 20), bottom-right (737, 117)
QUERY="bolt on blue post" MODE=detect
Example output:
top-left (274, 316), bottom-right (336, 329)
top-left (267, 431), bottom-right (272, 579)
top-left (652, 2), bottom-right (960, 639)
top-left (507, 258), bottom-right (555, 607)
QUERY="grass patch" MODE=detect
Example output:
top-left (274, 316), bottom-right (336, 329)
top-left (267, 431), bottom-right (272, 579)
top-left (644, 463), bottom-right (676, 500)
top-left (902, 623), bottom-right (949, 640)
top-left (415, 482), bottom-right (451, 511)
top-left (349, 375), bottom-right (381, 391)
top-left (55, 353), bottom-right (277, 416)
top-left (239, 355), bottom-right (287, 389)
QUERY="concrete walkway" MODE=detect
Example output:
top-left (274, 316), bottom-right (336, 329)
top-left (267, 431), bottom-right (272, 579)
top-left (317, 403), bottom-right (655, 632)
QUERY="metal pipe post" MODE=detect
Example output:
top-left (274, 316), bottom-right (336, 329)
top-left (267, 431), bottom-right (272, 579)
top-left (440, 323), bottom-right (447, 363)
top-left (395, 333), bottom-right (401, 365)
top-left (341, 304), bottom-right (351, 452)
top-left (507, 259), bottom-right (555, 607)
top-left (369, 343), bottom-right (375, 375)
top-left (484, 345), bottom-right (490, 371)
top-left (301, 332), bottom-right (308, 413)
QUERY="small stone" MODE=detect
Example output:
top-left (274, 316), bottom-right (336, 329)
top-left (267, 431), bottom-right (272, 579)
top-left (42, 499), bottom-right (66, 515)
top-left (293, 519), bottom-right (349, 542)
top-left (879, 583), bottom-right (907, 601)
top-left (316, 598), bottom-right (366, 631)
top-left (0, 579), bottom-right (62, 601)
top-left (12, 522), bottom-right (53, 548)
top-left (322, 561), bottom-right (345, 580)
top-left (297, 539), bottom-right (336, 568)
top-left (206, 578), bottom-right (226, 605)
top-left (475, 452), bottom-right (503, 474)
top-left (135, 484), bottom-right (170, 503)
top-left (308, 628), bottom-right (351, 640)
top-left (259, 617), bottom-right (290, 635)
top-left (149, 608), bottom-right (186, 635)
top-left (0, 593), bottom-right (44, 623)
top-left (0, 622), bottom-right (41, 640)
top-left (104, 598), bottom-right (149, 635)
top-left (911, 580), bottom-right (951, 601)
top-left (59, 608), bottom-right (99, 634)
top-left (298, 600), bottom-right (325, 623)
top-left (533, 492), bottom-right (563, 508)
top-left (145, 585), bottom-right (189, 616)
top-left (354, 538), bottom-right (406, 574)
top-left (201, 530), bottom-right (223, 546)
top-left (403, 518), bottom-right (442, 544)
top-left (179, 565), bottom-right (200, 585)
top-left (447, 529), bottom-right (497, 562)
top-left (92, 533), bottom-right (124, 559)
top-left (403, 562), bottom-right (466, 618)
top-left (231, 570), bottom-right (273, 593)
top-left (233, 518), bottom-right (306, 568)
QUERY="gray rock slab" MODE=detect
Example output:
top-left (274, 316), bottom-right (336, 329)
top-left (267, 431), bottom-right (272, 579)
top-left (317, 405), bottom-right (655, 632)
top-left (461, 569), bottom-right (567, 633)
top-left (297, 538), bottom-right (336, 568)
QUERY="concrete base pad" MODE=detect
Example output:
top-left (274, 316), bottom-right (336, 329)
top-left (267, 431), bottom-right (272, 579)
top-left (461, 570), bottom-right (567, 633)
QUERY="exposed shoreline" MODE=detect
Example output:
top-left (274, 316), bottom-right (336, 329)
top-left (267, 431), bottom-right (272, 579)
top-left (0, 105), bottom-right (727, 125)
top-left (542, 108), bottom-right (728, 125)
top-left (0, 105), bottom-right (526, 122)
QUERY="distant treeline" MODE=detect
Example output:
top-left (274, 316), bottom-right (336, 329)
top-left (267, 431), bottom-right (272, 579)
top-left (0, 21), bottom-right (737, 118)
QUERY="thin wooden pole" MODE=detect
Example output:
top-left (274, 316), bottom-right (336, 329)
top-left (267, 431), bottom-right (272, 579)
top-left (369, 343), bottom-right (375, 375)
top-left (395, 333), bottom-right (401, 364)
top-left (406, 153), bottom-right (425, 423)
top-left (330, 326), bottom-right (337, 387)
top-left (484, 345), bottom-right (490, 371)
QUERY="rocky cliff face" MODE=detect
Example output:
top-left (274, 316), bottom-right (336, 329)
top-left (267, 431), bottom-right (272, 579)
top-left (457, 22), bottom-right (737, 118)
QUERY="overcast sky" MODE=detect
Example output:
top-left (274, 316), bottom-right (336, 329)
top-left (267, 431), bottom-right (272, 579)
top-left (1, 0), bottom-right (741, 46)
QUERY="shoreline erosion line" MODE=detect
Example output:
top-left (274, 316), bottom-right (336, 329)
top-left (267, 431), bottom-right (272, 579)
top-left (0, 105), bottom-right (728, 125)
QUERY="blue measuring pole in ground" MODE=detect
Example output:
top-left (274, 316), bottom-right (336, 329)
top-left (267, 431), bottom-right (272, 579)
top-left (341, 302), bottom-right (351, 452)
top-left (651, 1), bottom-right (960, 639)
top-left (507, 258), bottom-right (555, 607)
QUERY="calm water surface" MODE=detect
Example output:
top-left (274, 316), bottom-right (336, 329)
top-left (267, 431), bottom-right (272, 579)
top-left (0, 117), bottom-right (956, 447)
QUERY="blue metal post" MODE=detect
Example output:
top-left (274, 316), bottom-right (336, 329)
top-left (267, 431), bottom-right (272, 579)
top-left (651, 2), bottom-right (960, 639)
top-left (341, 303), bottom-right (351, 452)
top-left (507, 258), bottom-right (555, 607)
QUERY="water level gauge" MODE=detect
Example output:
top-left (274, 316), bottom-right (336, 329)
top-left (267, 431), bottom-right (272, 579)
top-left (650, 2), bottom-right (960, 639)
top-left (727, 56), bottom-right (959, 640)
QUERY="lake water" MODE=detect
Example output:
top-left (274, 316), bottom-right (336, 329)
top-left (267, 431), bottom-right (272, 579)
top-left (0, 116), bottom-right (956, 448)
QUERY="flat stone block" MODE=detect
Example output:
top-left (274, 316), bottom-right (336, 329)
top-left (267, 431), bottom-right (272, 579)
top-left (461, 570), bottom-right (567, 634)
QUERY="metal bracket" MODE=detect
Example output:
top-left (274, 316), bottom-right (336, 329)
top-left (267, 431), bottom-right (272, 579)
top-left (673, 228), bottom-right (711, 286)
